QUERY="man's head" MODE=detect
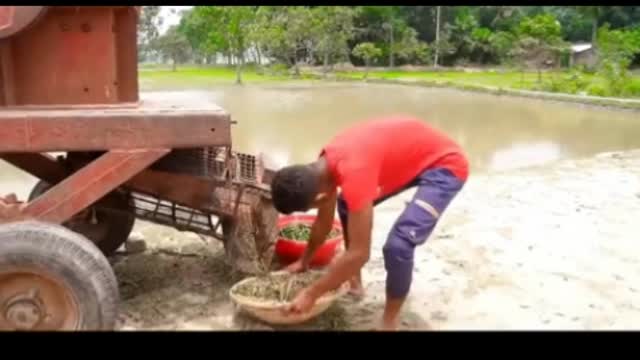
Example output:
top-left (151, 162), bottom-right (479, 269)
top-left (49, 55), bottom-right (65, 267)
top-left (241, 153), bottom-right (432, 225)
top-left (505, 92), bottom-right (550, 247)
top-left (270, 163), bottom-right (330, 214)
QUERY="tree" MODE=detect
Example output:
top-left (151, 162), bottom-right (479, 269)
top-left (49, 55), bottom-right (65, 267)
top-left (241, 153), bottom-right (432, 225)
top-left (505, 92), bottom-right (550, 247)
top-left (282, 6), bottom-right (314, 74)
top-left (489, 31), bottom-right (516, 64)
top-left (163, 6), bottom-right (640, 71)
top-left (517, 12), bottom-right (563, 43)
top-left (178, 8), bottom-right (217, 65)
top-left (245, 7), bottom-right (267, 67)
top-left (575, 6), bottom-right (604, 45)
top-left (381, 8), bottom-right (405, 67)
top-left (225, 7), bottom-right (256, 84)
top-left (437, 7), bottom-right (484, 65)
top-left (469, 27), bottom-right (494, 63)
top-left (311, 6), bottom-right (358, 74)
top-left (183, 7), bottom-right (230, 66)
top-left (476, 6), bottom-right (523, 31)
top-left (595, 25), bottom-right (640, 96)
top-left (138, 6), bottom-right (163, 62)
top-left (251, 6), bottom-right (287, 65)
top-left (353, 6), bottom-right (405, 67)
top-left (196, 6), bottom-right (256, 84)
top-left (352, 42), bottom-right (382, 79)
top-left (511, 13), bottom-right (568, 83)
top-left (547, 6), bottom-right (592, 42)
top-left (152, 25), bottom-right (191, 71)
top-left (391, 27), bottom-right (431, 65)
top-left (434, 6), bottom-right (441, 66)
top-left (252, 6), bottom-right (314, 76)
top-left (598, 6), bottom-right (640, 30)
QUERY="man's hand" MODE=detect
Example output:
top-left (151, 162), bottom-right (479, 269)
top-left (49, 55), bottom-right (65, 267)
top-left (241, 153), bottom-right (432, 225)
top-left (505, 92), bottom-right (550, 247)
top-left (284, 258), bottom-right (308, 273)
top-left (295, 192), bottom-right (337, 267)
top-left (284, 288), bottom-right (318, 314)
top-left (303, 203), bottom-right (373, 302)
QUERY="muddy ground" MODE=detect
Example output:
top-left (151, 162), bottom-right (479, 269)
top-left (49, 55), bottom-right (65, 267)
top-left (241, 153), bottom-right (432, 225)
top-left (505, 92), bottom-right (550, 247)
top-left (114, 150), bottom-right (640, 330)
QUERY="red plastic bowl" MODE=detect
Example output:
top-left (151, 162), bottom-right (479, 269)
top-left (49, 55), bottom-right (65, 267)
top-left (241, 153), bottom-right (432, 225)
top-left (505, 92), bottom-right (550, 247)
top-left (275, 214), bottom-right (343, 267)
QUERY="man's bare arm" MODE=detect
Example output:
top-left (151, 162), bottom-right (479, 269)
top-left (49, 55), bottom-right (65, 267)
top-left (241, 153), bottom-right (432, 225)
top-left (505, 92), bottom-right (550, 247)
top-left (306, 202), bottom-right (373, 298)
top-left (300, 193), bottom-right (337, 266)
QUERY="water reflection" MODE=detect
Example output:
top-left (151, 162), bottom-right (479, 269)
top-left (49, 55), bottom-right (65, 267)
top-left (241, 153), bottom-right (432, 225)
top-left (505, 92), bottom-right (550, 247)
top-left (186, 83), bottom-right (640, 172)
top-left (488, 142), bottom-right (564, 172)
top-left (2, 84), bottom-right (640, 193)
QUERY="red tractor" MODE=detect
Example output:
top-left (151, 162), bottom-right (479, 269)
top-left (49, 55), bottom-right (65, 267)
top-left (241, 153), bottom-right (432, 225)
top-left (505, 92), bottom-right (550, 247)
top-left (0, 6), bottom-right (278, 331)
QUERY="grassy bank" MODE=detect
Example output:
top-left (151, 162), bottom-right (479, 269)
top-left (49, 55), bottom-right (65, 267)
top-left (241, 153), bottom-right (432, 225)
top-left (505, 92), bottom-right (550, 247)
top-left (334, 68), bottom-right (640, 97)
top-left (337, 69), bottom-right (561, 89)
top-left (139, 65), bottom-right (640, 109)
top-left (339, 77), bottom-right (640, 110)
top-left (139, 65), bottom-right (310, 90)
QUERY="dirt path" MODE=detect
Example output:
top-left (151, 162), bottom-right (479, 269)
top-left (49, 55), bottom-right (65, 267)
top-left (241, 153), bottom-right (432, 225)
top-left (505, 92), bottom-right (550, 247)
top-left (115, 150), bottom-right (640, 330)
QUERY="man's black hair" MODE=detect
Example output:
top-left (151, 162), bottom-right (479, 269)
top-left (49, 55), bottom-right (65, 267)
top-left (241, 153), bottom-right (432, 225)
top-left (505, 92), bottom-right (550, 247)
top-left (270, 164), bottom-right (320, 214)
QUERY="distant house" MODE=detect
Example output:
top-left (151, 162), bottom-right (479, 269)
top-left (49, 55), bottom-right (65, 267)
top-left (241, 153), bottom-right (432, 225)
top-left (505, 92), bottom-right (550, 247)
top-left (570, 43), bottom-right (598, 69)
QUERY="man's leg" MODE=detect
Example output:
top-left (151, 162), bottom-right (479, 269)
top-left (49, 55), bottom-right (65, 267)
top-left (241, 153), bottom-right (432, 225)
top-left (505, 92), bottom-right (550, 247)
top-left (337, 183), bottom-right (423, 297)
top-left (382, 168), bottom-right (464, 329)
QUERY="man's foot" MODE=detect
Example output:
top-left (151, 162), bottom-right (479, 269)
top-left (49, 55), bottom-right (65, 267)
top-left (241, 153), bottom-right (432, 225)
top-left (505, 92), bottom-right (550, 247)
top-left (347, 277), bottom-right (365, 300)
top-left (378, 321), bottom-right (398, 331)
top-left (379, 318), bottom-right (399, 331)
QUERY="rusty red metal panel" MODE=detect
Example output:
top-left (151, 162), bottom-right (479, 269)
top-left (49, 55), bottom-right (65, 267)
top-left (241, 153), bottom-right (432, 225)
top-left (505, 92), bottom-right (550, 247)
top-left (0, 153), bottom-right (68, 185)
top-left (0, 41), bottom-right (16, 106)
top-left (0, 7), bottom-right (46, 39)
top-left (12, 7), bottom-right (118, 105)
top-left (115, 7), bottom-right (139, 103)
top-left (0, 6), bottom-right (138, 106)
top-left (2, 102), bottom-right (140, 110)
top-left (19, 149), bottom-right (169, 224)
top-left (0, 107), bottom-right (232, 152)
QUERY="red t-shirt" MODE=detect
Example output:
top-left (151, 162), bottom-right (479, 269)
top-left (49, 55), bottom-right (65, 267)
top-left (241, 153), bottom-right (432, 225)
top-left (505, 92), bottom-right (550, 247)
top-left (321, 116), bottom-right (468, 212)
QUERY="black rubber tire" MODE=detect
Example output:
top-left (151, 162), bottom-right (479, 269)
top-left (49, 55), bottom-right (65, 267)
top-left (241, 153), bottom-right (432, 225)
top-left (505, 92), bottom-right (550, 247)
top-left (0, 221), bottom-right (119, 330)
top-left (29, 180), bottom-right (135, 256)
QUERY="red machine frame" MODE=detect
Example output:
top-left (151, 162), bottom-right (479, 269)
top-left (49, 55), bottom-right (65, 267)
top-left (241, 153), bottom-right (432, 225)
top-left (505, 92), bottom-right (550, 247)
top-left (0, 6), bottom-right (278, 331)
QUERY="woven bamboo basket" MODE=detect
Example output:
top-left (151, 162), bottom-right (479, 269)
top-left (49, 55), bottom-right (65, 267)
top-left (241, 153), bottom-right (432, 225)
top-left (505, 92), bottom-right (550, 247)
top-left (229, 271), bottom-right (348, 325)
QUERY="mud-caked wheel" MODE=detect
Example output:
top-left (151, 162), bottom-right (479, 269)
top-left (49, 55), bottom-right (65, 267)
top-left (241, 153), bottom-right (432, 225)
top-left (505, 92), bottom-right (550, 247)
top-left (0, 221), bottom-right (119, 331)
top-left (29, 180), bottom-right (135, 256)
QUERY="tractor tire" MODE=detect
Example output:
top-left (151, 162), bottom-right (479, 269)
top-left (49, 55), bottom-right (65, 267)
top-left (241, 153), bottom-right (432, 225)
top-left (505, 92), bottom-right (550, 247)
top-left (29, 180), bottom-right (135, 256)
top-left (0, 221), bottom-right (119, 331)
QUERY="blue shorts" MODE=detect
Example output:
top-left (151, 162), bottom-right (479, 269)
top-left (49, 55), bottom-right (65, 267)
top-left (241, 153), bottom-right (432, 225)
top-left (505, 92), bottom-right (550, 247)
top-left (337, 167), bottom-right (465, 298)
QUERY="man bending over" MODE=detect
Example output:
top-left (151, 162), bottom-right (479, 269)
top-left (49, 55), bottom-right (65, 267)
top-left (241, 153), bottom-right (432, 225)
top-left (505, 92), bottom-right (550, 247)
top-left (270, 116), bottom-right (468, 330)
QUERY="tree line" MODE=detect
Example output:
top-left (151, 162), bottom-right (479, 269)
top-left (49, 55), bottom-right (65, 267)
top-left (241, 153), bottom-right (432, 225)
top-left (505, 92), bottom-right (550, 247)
top-left (138, 6), bottom-right (640, 93)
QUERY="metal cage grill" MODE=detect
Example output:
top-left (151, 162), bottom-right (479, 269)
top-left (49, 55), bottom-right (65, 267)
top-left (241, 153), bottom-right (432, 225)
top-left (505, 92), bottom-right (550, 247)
top-left (150, 147), bottom-right (260, 184)
top-left (131, 192), bottom-right (222, 237)
top-left (129, 146), bottom-right (267, 239)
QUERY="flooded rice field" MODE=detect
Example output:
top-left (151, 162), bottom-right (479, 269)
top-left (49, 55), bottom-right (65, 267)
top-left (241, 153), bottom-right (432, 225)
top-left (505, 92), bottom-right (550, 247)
top-left (2, 83), bottom-right (639, 330)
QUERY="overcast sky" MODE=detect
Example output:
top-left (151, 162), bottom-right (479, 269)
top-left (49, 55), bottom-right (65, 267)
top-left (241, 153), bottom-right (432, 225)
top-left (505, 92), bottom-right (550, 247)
top-left (159, 6), bottom-right (192, 35)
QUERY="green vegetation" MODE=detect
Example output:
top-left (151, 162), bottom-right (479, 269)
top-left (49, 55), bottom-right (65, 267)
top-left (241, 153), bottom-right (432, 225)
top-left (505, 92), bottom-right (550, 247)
top-left (352, 43), bottom-right (382, 79)
top-left (139, 66), bottom-right (301, 89)
top-left (137, 6), bottom-right (640, 100)
top-left (594, 26), bottom-right (640, 97)
top-left (140, 65), bottom-right (640, 97)
top-left (335, 69), bottom-right (580, 89)
top-left (150, 26), bottom-right (191, 72)
top-left (277, 223), bottom-right (342, 242)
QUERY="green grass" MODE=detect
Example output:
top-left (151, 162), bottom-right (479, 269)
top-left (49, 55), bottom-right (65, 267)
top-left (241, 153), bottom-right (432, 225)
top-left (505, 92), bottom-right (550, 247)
top-left (139, 65), bottom-right (303, 90)
top-left (335, 69), bottom-right (603, 90)
top-left (341, 68), bottom-right (640, 95)
top-left (139, 65), bottom-right (640, 100)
